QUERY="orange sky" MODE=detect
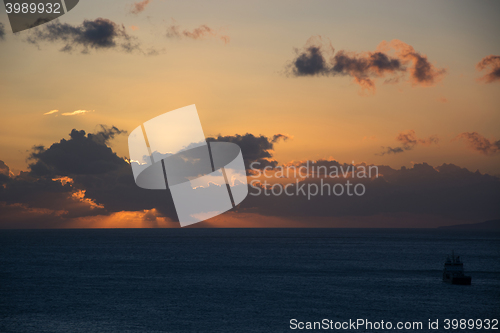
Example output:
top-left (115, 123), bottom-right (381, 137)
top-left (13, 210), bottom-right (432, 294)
top-left (0, 0), bottom-right (499, 228)
top-left (1, 0), bottom-right (499, 175)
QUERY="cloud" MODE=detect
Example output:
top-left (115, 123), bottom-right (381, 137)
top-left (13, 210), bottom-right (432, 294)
top-left (166, 23), bottom-right (230, 44)
top-left (378, 130), bottom-right (439, 155)
top-left (0, 126), bottom-right (177, 228)
top-left (396, 130), bottom-right (439, 148)
top-left (91, 125), bottom-right (127, 145)
top-left (271, 134), bottom-right (291, 143)
top-left (0, 160), bottom-right (13, 178)
top-left (0, 169), bottom-right (107, 225)
top-left (331, 50), bottom-right (404, 90)
top-left (207, 133), bottom-right (288, 170)
top-left (287, 37), bottom-right (446, 92)
top-left (61, 110), bottom-right (93, 116)
top-left (28, 126), bottom-right (127, 176)
top-left (379, 40), bottom-right (446, 86)
top-left (2, 129), bottom-right (499, 228)
top-left (378, 146), bottom-right (405, 155)
top-left (456, 132), bottom-right (500, 155)
top-left (130, 0), bottom-right (151, 14)
top-left (241, 160), bottom-right (500, 223)
top-left (26, 18), bottom-right (141, 53)
top-left (20, 126), bottom-right (178, 221)
top-left (476, 55), bottom-right (500, 83)
top-left (0, 22), bottom-right (5, 40)
top-left (43, 109), bottom-right (59, 115)
top-left (289, 37), bottom-right (333, 76)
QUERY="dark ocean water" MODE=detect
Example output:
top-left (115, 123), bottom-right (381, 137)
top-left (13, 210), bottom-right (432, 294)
top-left (0, 229), bottom-right (499, 333)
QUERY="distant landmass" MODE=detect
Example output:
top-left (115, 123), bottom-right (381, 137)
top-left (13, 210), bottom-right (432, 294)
top-left (438, 219), bottom-right (500, 230)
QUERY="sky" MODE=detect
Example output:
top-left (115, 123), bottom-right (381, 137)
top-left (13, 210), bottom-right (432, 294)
top-left (0, 0), bottom-right (499, 228)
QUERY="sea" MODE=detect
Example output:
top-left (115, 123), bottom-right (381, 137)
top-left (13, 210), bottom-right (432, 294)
top-left (0, 229), bottom-right (499, 332)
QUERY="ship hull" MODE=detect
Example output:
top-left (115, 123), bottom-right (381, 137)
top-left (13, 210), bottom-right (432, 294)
top-left (443, 276), bottom-right (472, 285)
top-left (451, 276), bottom-right (471, 285)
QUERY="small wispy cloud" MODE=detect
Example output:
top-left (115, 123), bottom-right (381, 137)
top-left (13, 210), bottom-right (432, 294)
top-left (61, 110), bottom-right (94, 116)
top-left (456, 132), bottom-right (500, 155)
top-left (377, 130), bottom-right (439, 156)
top-left (476, 55), bottom-right (500, 84)
top-left (167, 23), bottom-right (230, 44)
top-left (271, 133), bottom-right (292, 143)
top-left (44, 109), bottom-right (59, 115)
top-left (130, 0), bottom-right (151, 14)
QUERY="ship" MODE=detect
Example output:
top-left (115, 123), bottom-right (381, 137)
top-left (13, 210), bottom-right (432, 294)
top-left (443, 251), bottom-right (471, 285)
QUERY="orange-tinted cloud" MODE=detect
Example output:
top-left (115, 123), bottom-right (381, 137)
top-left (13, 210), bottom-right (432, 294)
top-left (130, 0), bottom-right (151, 14)
top-left (476, 55), bottom-right (500, 83)
top-left (378, 130), bottom-right (438, 155)
top-left (287, 37), bottom-right (446, 92)
top-left (44, 109), bottom-right (93, 116)
top-left (456, 132), bottom-right (500, 155)
top-left (61, 110), bottom-right (94, 116)
top-left (397, 130), bottom-right (439, 148)
top-left (71, 189), bottom-right (104, 209)
top-left (52, 176), bottom-right (74, 186)
top-left (68, 209), bottom-right (175, 228)
top-left (379, 39), bottom-right (446, 86)
top-left (166, 24), bottom-right (230, 44)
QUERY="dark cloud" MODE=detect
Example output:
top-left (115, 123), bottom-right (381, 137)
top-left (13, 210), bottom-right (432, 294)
top-left (1, 129), bottom-right (499, 228)
top-left (130, 0), bottom-right (151, 14)
top-left (0, 22), bottom-right (5, 40)
top-left (207, 133), bottom-right (286, 170)
top-left (396, 130), bottom-right (439, 149)
top-left (271, 134), bottom-right (291, 143)
top-left (378, 130), bottom-right (438, 156)
top-left (377, 40), bottom-right (447, 86)
top-left (291, 46), bottom-right (330, 76)
top-left (1, 127), bottom-right (179, 227)
top-left (0, 170), bottom-right (95, 216)
top-left (26, 18), bottom-right (141, 53)
top-left (456, 132), bottom-right (500, 155)
top-left (476, 55), bottom-right (500, 83)
top-left (241, 161), bottom-right (500, 223)
top-left (287, 37), bottom-right (446, 92)
top-left (28, 126), bottom-right (127, 176)
top-left (378, 146), bottom-right (405, 155)
top-left (330, 51), bottom-right (404, 89)
top-left (5, 130), bottom-right (289, 227)
top-left (166, 24), bottom-right (229, 44)
top-left (0, 160), bottom-right (10, 176)
top-left (91, 125), bottom-right (127, 145)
